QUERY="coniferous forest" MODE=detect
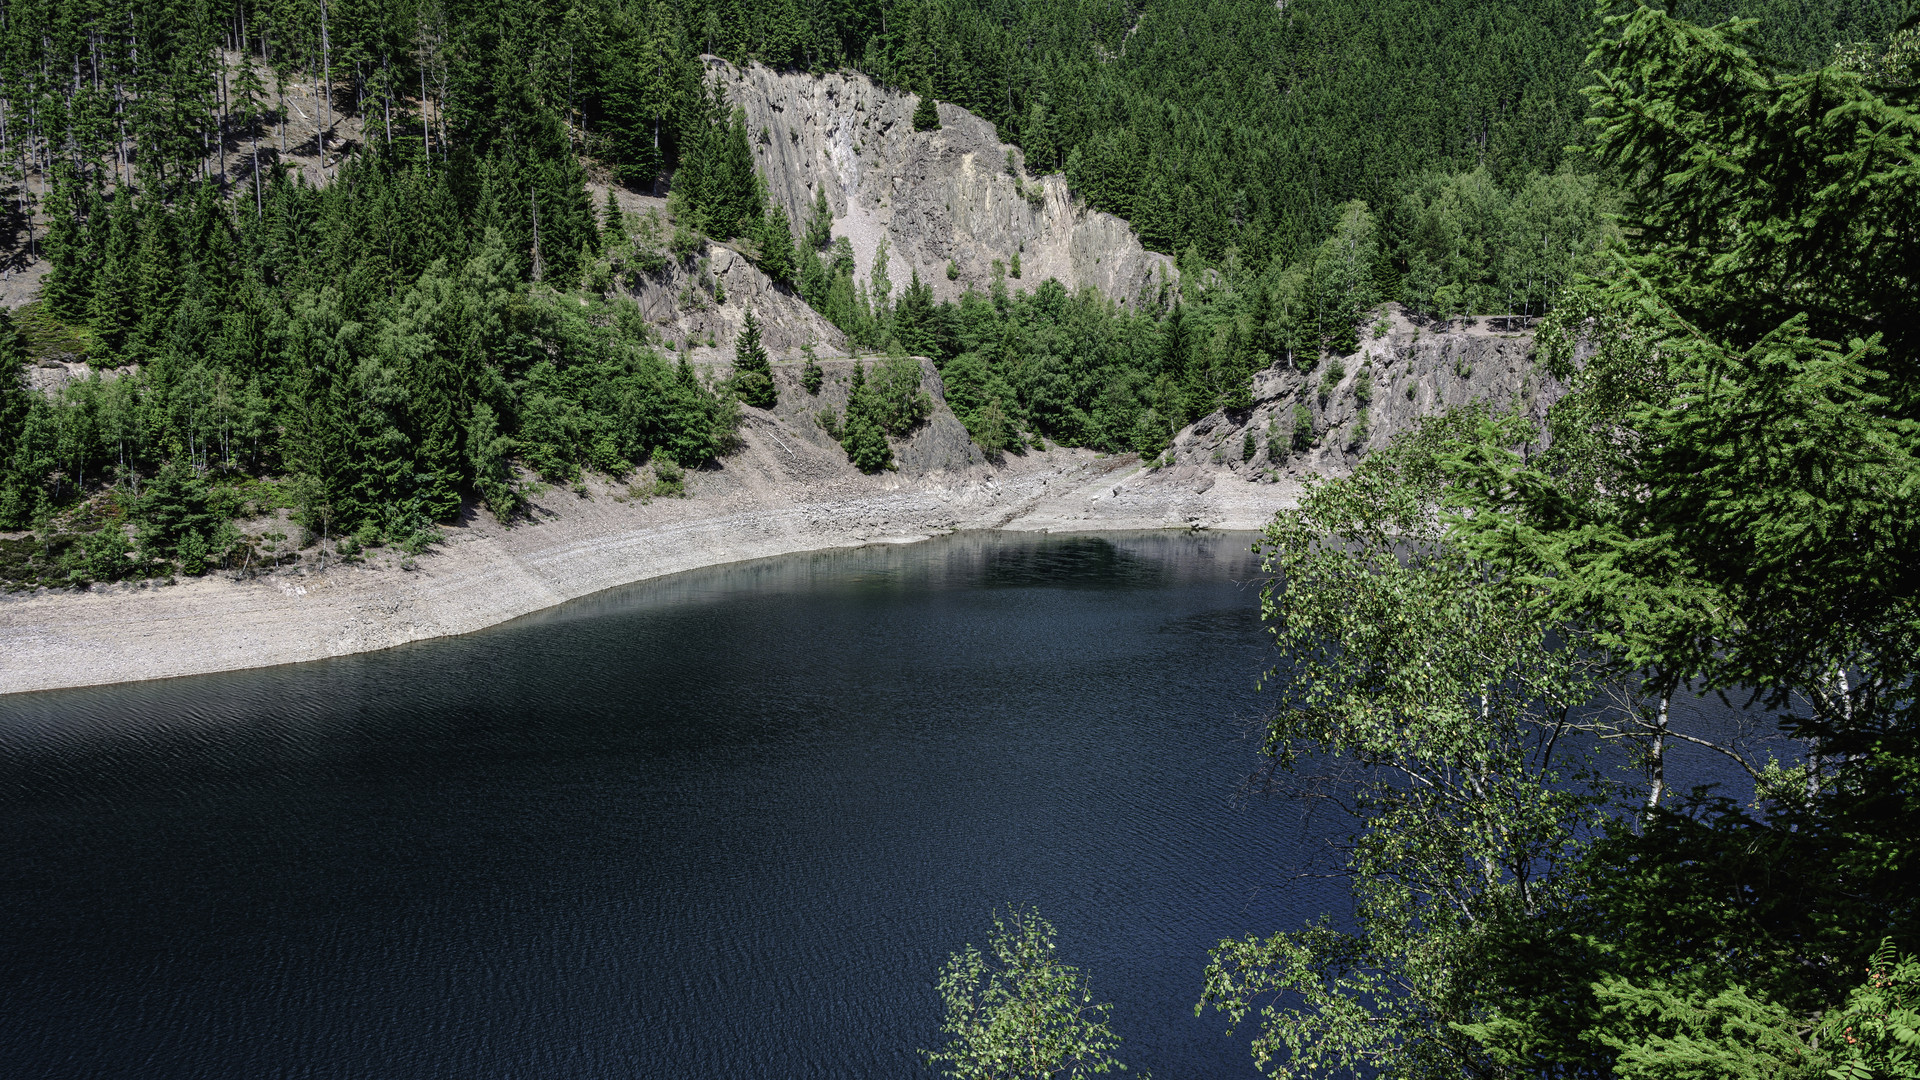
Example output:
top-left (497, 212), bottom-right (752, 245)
top-left (0, 0), bottom-right (1916, 1074)
top-left (0, 0), bottom-right (1900, 587)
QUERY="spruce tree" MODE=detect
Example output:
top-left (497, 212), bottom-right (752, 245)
top-left (912, 83), bottom-right (941, 132)
top-left (602, 189), bottom-right (627, 252)
top-left (0, 308), bottom-right (32, 528)
top-left (801, 348), bottom-right (824, 394)
top-left (732, 309), bottom-right (777, 408)
top-left (757, 206), bottom-right (797, 284)
top-left (804, 186), bottom-right (833, 250)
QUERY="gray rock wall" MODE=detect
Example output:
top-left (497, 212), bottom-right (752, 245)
top-left (705, 58), bottom-right (1174, 308)
top-left (1163, 306), bottom-right (1560, 483)
top-left (623, 239), bottom-right (849, 359)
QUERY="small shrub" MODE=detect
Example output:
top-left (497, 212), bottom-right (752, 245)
top-left (670, 222), bottom-right (702, 258)
top-left (1009, 251), bottom-right (1022, 279)
top-left (912, 88), bottom-right (941, 132)
top-left (1318, 359), bottom-right (1346, 399)
top-left (83, 529), bottom-right (131, 583)
top-left (1349, 406), bottom-right (1370, 449)
top-left (1291, 404), bottom-right (1314, 451)
top-left (816, 406), bottom-right (843, 440)
top-left (628, 247), bottom-right (668, 280)
top-left (398, 525), bottom-right (441, 555)
top-left (945, 260), bottom-right (959, 281)
top-left (1354, 366), bottom-right (1373, 404)
top-left (970, 398), bottom-right (1015, 453)
top-left (1242, 428), bottom-right (1257, 461)
top-left (649, 458), bottom-right (686, 497)
top-left (922, 907), bottom-right (1129, 1080)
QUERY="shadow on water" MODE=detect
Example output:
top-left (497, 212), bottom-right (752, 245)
top-left (0, 530), bottom-right (1765, 1079)
top-left (2, 531), bottom-right (1330, 1080)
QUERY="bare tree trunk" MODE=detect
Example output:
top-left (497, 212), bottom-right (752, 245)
top-left (219, 54), bottom-right (230, 187)
top-left (420, 62), bottom-right (430, 167)
top-left (319, 0), bottom-right (332, 176)
top-left (529, 188), bottom-right (543, 282)
top-left (1644, 684), bottom-right (1672, 815)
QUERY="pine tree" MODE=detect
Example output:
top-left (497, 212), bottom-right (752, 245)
top-left (757, 206), bottom-right (797, 283)
top-left (912, 82), bottom-right (941, 132)
top-left (804, 185), bottom-right (833, 249)
top-left (801, 348), bottom-right (824, 394)
top-left (0, 308), bottom-right (32, 527)
top-left (732, 309), bottom-right (777, 408)
top-left (603, 189), bottom-right (628, 251)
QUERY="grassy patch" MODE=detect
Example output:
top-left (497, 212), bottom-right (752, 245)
top-left (14, 302), bottom-right (100, 364)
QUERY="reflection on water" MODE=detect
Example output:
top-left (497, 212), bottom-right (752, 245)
top-left (2, 532), bottom-right (1318, 1080)
top-left (0, 530), bottom-right (1763, 1080)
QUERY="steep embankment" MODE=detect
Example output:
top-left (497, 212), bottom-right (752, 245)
top-left (621, 228), bottom-right (852, 358)
top-left (3, 67), bottom-right (1557, 696)
top-left (1004, 307), bottom-right (1553, 530)
top-left (709, 58), bottom-right (1174, 307)
top-left (1, 311), bottom-right (1552, 696)
top-left (0, 357), bottom-right (1241, 696)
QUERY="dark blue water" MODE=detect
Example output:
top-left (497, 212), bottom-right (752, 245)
top-left (1, 532), bottom-right (1345, 1080)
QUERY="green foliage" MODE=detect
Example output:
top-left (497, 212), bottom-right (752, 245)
top-left (756, 206), bottom-right (798, 284)
top-left (1586, 979), bottom-right (1826, 1080)
top-left (732, 309), bottom-right (778, 409)
top-left (1211, 7), bottom-right (1920, 1079)
top-left (840, 407), bottom-right (894, 473)
top-left (804, 187), bottom-right (834, 252)
top-left (1822, 940), bottom-right (1920, 1080)
top-left (137, 460), bottom-right (238, 576)
top-left (924, 908), bottom-right (1131, 1080)
top-left (1394, 168), bottom-right (1616, 319)
top-left (602, 190), bottom-right (628, 253)
top-left (913, 86), bottom-right (942, 132)
top-left (13, 302), bottom-right (98, 364)
top-left (1242, 428), bottom-right (1257, 461)
top-left (815, 406), bottom-right (843, 440)
top-left (676, 94), bottom-right (763, 240)
top-left (840, 364), bottom-right (895, 472)
top-left (864, 355), bottom-right (932, 435)
top-left (1318, 359), bottom-right (1346, 400)
top-left (1290, 404), bottom-right (1313, 451)
top-left (1200, 418), bottom-right (1613, 1080)
top-left (801, 352), bottom-right (825, 395)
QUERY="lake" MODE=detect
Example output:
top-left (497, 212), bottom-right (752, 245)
top-left (3, 531), bottom-right (1356, 1079)
top-left (0, 529), bottom-right (1769, 1079)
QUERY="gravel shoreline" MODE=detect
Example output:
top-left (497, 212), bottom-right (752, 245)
top-left (0, 423), bottom-right (1301, 697)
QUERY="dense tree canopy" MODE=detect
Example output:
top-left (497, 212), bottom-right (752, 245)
top-left (0, 0), bottom-right (1897, 587)
top-left (1202, 7), bottom-right (1919, 1077)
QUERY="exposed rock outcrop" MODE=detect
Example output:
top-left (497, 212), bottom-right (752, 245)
top-left (621, 235), bottom-right (850, 358)
top-left (1159, 306), bottom-right (1558, 486)
top-left (705, 58), bottom-right (1174, 308)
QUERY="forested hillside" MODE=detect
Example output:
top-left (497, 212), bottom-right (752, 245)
top-left (0, 0), bottom-right (1902, 589)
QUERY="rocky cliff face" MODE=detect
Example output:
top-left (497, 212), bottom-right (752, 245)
top-left (705, 58), bottom-right (1174, 308)
top-left (1155, 306), bottom-right (1559, 488)
top-left (619, 233), bottom-right (850, 359)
